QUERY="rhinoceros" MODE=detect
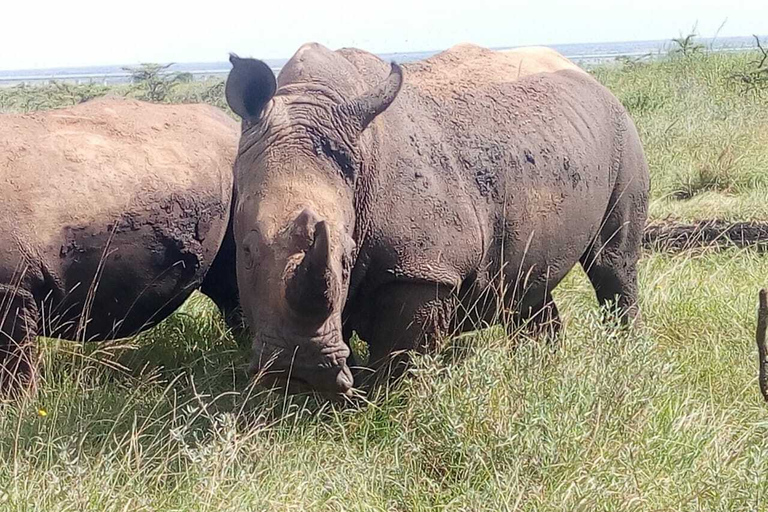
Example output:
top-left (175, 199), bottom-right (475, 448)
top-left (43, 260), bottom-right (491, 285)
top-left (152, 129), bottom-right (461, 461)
top-left (0, 97), bottom-right (240, 394)
top-left (223, 43), bottom-right (650, 395)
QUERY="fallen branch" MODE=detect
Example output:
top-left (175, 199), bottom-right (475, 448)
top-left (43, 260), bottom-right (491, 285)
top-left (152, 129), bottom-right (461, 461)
top-left (757, 289), bottom-right (768, 402)
top-left (643, 220), bottom-right (768, 252)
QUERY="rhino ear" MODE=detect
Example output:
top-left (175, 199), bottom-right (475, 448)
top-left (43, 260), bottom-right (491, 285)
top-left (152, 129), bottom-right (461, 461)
top-left (338, 62), bottom-right (403, 133)
top-left (225, 53), bottom-right (277, 121)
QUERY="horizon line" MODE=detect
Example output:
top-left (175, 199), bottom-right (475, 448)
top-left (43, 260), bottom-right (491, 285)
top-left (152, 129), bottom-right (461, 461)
top-left (1, 33), bottom-right (765, 76)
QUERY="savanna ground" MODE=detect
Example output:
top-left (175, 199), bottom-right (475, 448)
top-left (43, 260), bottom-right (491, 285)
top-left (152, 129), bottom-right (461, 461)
top-left (2, 40), bottom-right (768, 511)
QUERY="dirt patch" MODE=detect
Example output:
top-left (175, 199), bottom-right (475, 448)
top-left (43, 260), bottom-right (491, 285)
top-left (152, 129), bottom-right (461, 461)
top-left (643, 219), bottom-right (768, 252)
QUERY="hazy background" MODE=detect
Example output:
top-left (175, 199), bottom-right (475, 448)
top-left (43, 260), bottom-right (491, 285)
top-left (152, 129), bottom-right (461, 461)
top-left (1, 0), bottom-right (766, 70)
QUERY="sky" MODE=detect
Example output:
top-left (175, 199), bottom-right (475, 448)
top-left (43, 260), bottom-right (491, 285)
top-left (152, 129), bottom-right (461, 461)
top-left (1, 0), bottom-right (766, 71)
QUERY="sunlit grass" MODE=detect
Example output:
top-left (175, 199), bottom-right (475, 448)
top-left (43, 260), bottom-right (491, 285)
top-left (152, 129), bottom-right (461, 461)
top-left (1, 249), bottom-right (767, 510)
top-left (591, 51), bottom-right (768, 222)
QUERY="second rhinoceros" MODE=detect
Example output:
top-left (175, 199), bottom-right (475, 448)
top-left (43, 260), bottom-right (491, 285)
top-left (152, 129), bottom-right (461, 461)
top-left (0, 97), bottom-right (240, 394)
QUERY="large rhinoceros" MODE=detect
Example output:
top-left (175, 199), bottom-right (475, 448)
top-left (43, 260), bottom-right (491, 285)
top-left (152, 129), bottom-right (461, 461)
top-left (223, 43), bottom-right (650, 395)
top-left (0, 97), bottom-right (240, 394)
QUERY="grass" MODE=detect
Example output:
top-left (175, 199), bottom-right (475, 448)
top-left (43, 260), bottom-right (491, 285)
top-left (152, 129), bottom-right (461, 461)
top-left (2, 249), bottom-right (768, 510)
top-left (590, 50), bottom-right (768, 221)
top-left (2, 47), bottom-right (768, 510)
top-left (0, 78), bottom-right (228, 115)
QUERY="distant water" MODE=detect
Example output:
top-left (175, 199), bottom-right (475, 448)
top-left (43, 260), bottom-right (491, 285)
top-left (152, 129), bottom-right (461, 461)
top-left (0, 35), bottom-right (764, 87)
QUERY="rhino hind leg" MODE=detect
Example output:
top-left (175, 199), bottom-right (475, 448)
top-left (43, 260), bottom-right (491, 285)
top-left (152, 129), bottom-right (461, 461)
top-left (581, 256), bottom-right (640, 325)
top-left (0, 285), bottom-right (39, 397)
top-left (580, 122), bottom-right (648, 327)
top-left (579, 206), bottom-right (644, 326)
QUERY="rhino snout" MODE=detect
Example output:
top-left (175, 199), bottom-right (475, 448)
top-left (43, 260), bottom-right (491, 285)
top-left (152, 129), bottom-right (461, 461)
top-left (249, 335), bottom-right (354, 395)
top-left (251, 359), bottom-right (355, 396)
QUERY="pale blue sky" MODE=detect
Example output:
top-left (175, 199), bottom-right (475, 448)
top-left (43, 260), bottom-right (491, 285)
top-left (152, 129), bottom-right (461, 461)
top-left (1, 0), bottom-right (766, 70)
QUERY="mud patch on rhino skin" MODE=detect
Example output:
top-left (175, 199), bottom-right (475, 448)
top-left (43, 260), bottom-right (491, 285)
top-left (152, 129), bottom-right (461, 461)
top-left (562, 157), bottom-right (583, 189)
top-left (468, 142), bottom-right (506, 199)
top-left (474, 167), bottom-right (498, 198)
top-left (113, 212), bottom-right (143, 232)
top-left (59, 194), bottom-right (226, 279)
top-left (156, 231), bottom-right (202, 280)
top-left (524, 149), bottom-right (536, 165)
top-left (569, 170), bottom-right (582, 189)
top-left (195, 212), bottom-right (213, 242)
top-left (147, 194), bottom-right (227, 276)
top-left (60, 226), bottom-right (89, 259)
top-left (150, 195), bottom-right (224, 242)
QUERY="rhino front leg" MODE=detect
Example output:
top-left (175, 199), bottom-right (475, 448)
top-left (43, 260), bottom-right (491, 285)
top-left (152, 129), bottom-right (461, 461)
top-left (0, 286), bottom-right (39, 398)
top-left (354, 282), bottom-right (455, 389)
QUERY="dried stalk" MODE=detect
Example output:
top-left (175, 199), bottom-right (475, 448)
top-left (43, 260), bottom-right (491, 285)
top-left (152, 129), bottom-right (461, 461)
top-left (754, 34), bottom-right (768, 70)
top-left (756, 289), bottom-right (768, 402)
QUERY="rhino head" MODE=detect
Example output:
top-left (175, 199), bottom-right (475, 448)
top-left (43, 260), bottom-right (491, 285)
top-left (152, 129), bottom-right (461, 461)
top-left (224, 45), bottom-right (403, 395)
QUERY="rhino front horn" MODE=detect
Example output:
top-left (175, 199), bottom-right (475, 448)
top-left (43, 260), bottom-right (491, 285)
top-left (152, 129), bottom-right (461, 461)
top-left (285, 217), bottom-right (338, 318)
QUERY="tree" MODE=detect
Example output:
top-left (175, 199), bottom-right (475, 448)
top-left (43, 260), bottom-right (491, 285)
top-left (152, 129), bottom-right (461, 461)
top-left (122, 63), bottom-right (189, 102)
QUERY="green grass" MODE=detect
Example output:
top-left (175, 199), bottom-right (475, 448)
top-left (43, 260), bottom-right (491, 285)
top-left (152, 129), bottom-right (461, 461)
top-left (3, 48), bottom-right (768, 510)
top-left (2, 249), bottom-right (767, 511)
top-left (590, 51), bottom-right (768, 221)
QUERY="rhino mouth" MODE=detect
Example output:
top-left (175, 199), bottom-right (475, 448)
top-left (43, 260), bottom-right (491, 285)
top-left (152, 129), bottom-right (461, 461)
top-left (251, 329), bottom-right (350, 366)
top-left (256, 371), bottom-right (315, 394)
top-left (253, 365), bottom-right (355, 397)
top-left (249, 333), bottom-right (355, 396)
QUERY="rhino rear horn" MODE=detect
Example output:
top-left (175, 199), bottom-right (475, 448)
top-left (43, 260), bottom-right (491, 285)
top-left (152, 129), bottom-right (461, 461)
top-left (285, 218), bottom-right (338, 318)
top-left (338, 62), bottom-right (404, 133)
top-left (225, 54), bottom-right (277, 121)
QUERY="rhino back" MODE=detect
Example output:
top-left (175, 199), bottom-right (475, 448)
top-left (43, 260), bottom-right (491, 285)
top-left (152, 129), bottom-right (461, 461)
top-left (361, 46), bottom-right (629, 291)
top-left (0, 97), bottom-right (238, 338)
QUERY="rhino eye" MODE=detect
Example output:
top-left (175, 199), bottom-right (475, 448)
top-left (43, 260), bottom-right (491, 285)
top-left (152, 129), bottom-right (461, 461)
top-left (241, 231), bottom-right (261, 270)
top-left (242, 246), bottom-right (255, 270)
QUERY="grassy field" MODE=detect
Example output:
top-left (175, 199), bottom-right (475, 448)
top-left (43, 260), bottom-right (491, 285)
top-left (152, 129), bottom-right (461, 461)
top-left (591, 51), bottom-right (768, 222)
top-left (1, 47), bottom-right (768, 511)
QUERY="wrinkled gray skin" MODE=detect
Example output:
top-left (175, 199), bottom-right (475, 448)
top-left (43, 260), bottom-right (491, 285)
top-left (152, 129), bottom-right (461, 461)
top-left (0, 98), bottom-right (241, 395)
top-left (224, 43), bottom-right (650, 396)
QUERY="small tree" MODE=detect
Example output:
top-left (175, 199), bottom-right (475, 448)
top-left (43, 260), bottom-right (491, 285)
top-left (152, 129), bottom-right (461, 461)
top-left (122, 63), bottom-right (189, 102)
top-left (670, 32), bottom-right (704, 57)
top-left (670, 23), bottom-right (705, 57)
